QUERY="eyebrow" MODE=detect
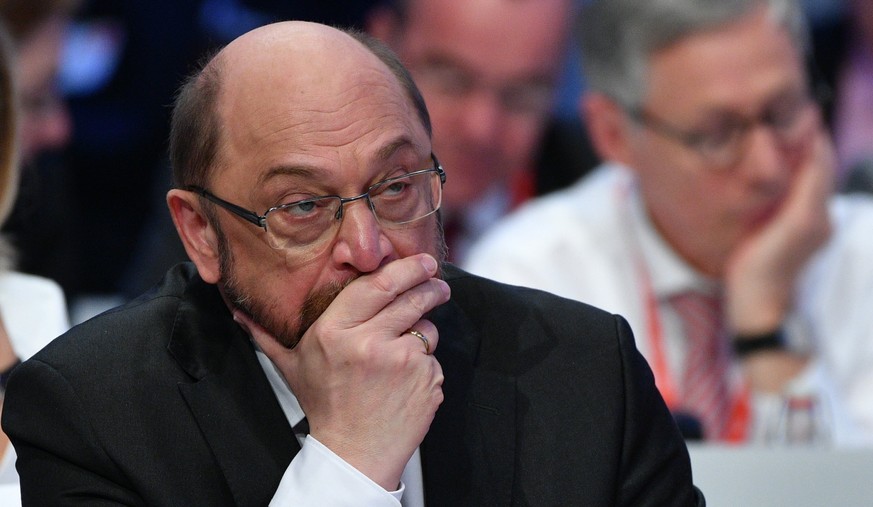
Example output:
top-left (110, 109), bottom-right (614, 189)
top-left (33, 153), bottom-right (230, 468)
top-left (421, 53), bottom-right (556, 88)
top-left (256, 164), bottom-right (321, 187)
top-left (697, 85), bottom-right (811, 119)
top-left (375, 137), bottom-right (421, 163)
top-left (255, 137), bottom-right (426, 187)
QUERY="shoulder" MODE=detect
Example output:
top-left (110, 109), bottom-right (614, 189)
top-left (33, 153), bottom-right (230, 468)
top-left (0, 271), bottom-right (68, 359)
top-left (477, 165), bottom-right (621, 241)
top-left (442, 264), bottom-right (624, 343)
top-left (797, 195), bottom-right (873, 324)
top-left (465, 164), bottom-right (628, 270)
top-left (830, 194), bottom-right (873, 234)
top-left (33, 264), bottom-right (200, 368)
top-left (0, 271), bottom-right (65, 305)
top-left (464, 165), bottom-right (637, 299)
top-left (816, 195), bottom-right (873, 268)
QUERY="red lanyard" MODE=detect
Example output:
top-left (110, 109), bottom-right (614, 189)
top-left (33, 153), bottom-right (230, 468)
top-left (621, 177), bottom-right (752, 443)
top-left (642, 269), bottom-right (752, 442)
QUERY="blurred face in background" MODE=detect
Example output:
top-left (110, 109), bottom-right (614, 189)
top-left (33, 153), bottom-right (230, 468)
top-left (16, 15), bottom-right (71, 163)
top-left (619, 7), bottom-right (816, 275)
top-left (849, 0), bottom-right (873, 47)
top-left (371, 0), bottom-right (571, 214)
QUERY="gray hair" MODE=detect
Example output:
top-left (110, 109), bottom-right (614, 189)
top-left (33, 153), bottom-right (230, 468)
top-left (577, 0), bottom-right (809, 108)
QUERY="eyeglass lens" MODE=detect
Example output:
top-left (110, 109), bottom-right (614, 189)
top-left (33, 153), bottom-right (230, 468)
top-left (263, 170), bottom-right (442, 250)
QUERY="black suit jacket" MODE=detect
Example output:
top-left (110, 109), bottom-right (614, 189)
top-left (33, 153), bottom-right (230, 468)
top-left (3, 263), bottom-right (702, 506)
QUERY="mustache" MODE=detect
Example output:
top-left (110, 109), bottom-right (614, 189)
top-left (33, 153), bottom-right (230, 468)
top-left (292, 277), bottom-right (355, 346)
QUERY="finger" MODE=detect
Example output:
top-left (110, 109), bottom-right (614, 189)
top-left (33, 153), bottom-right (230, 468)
top-left (373, 277), bottom-right (450, 337)
top-left (799, 129), bottom-right (835, 196)
top-left (405, 319), bottom-right (440, 355)
top-left (322, 254), bottom-right (441, 328)
top-left (406, 329), bottom-right (431, 354)
top-left (809, 129), bottom-right (836, 197)
top-left (783, 130), bottom-right (834, 233)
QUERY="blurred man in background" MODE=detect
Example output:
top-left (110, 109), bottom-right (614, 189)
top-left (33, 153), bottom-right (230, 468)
top-left (367, 0), bottom-right (593, 262)
top-left (467, 0), bottom-right (873, 445)
top-left (2, 0), bottom-right (73, 162)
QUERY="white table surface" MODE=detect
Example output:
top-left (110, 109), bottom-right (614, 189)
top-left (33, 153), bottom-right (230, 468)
top-left (688, 444), bottom-right (873, 506)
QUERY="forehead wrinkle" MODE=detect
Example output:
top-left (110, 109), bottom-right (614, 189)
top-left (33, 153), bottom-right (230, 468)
top-left (256, 133), bottom-right (422, 189)
top-left (242, 73), bottom-right (410, 145)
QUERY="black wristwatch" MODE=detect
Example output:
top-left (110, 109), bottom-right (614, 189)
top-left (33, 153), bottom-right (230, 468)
top-left (732, 328), bottom-right (785, 358)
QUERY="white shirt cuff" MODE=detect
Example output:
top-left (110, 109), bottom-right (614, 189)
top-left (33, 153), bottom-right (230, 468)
top-left (269, 435), bottom-right (403, 506)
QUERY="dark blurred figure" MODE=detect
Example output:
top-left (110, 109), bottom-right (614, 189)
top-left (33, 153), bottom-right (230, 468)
top-left (1, 0), bottom-right (74, 161)
top-left (0, 0), bottom-right (75, 495)
top-left (812, 0), bottom-right (873, 193)
top-left (0, 0), bottom-right (78, 307)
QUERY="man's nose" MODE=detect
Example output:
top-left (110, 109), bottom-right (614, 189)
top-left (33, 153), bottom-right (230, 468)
top-left (739, 125), bottom-right (790, 185)
top-left (330, 198), bottom-right (393, 273)
top-left (459, 89), bottom-right (506, 145)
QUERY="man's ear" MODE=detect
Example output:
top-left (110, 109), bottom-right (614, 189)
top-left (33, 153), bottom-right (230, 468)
top-left (365, 4), bottom-right (403, 46)
top-left (166, 189), bottom-right (221, 284)
top-left (580, 92), bottom-right (637, 167)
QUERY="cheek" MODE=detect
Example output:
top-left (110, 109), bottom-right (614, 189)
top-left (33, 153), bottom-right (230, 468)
top-left (635, 148), bottom-right (727, 228)
top-left (424, 94), bottom-right (460, 131)
top-left (245, 260), bottom-right (322, 324)
top-left (502, 116), bottom-right (546, 160)
top-left (224, 228), bottom-right (316, 305)
top-left (387, 218), bottom-right (441, 259)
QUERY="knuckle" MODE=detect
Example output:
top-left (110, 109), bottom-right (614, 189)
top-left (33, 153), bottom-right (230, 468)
top-left (432, 385), bottom-right (445, 407)
top-left (370, 270), bottom-right (399, 298)
top-left (406, 289), bottom-right (430, 315)
top-left (356, 337), bottom-right (383, 363)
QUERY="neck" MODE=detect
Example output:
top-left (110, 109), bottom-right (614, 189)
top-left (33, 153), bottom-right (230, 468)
top-left (645, 205), bottom-right (726, 279)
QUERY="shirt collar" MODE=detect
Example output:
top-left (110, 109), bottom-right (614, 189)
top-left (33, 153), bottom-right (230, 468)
top-left (252, 342), bottom-right (305, 429)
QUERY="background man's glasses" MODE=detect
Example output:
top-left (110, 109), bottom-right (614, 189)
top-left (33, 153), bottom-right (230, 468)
top-left (185, 154), bottom-right (445, 257)
top-left (624, 93), bottom-right (819, 169)
top-left (412, 61), bottom-right (555, 117)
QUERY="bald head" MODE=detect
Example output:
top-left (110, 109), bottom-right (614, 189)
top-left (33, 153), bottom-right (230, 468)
top-left (218, 22), bottom-right (378, 108)
top-left (170, 21), bottom-right (430, 188)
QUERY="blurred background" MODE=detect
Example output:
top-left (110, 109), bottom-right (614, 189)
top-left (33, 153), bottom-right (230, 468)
top-left (0, 0), bottom-right (859, 324)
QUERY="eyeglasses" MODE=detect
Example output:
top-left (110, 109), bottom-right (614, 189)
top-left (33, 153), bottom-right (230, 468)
top-left (185, 154), bottom-right (446, 256)
top-left (625, 93), bottom-right (819, 169)
top-left (411, 61), bottom-right (555, 117)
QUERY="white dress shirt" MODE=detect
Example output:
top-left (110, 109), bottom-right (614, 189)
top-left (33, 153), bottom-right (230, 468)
top-left (465, 163), bottom-right (873, 446)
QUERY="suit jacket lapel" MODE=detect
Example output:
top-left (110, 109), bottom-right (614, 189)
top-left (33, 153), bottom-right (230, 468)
top-left (423, 287), bottom-right (516, 506)
top-left (168, 272), bottom-right (298, 506)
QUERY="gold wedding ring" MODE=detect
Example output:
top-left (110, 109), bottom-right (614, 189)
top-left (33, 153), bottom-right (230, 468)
top-left (407, 329), bottom-right (430, 355)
